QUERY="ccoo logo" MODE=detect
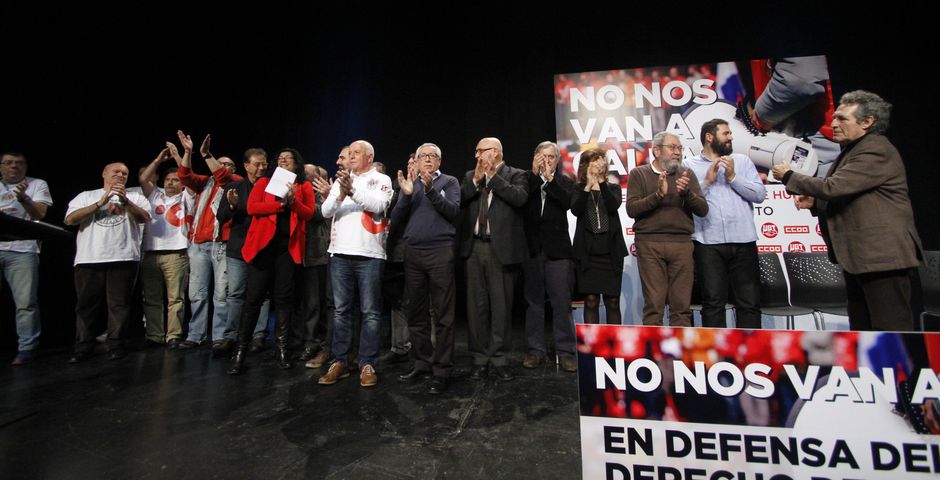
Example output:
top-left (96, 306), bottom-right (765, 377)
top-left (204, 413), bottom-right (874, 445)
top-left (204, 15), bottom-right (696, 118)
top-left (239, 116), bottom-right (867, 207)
top-left (784, 225), bottom-right (810, 234)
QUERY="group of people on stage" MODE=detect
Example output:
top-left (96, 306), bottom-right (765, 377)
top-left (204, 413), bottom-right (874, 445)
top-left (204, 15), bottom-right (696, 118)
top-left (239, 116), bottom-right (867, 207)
top-left (1, 90), bottom-right (923, 394)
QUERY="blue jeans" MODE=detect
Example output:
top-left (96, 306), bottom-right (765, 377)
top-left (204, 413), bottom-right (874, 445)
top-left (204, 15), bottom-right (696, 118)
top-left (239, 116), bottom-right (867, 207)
top-left (0, 251), bottom-right (41, 351)
top-left (225, 256), bottom-right (270, 341)
top-left (186, 242), bottom-right (228, 343)
top-left (330, 255), bottom-right (383, 368)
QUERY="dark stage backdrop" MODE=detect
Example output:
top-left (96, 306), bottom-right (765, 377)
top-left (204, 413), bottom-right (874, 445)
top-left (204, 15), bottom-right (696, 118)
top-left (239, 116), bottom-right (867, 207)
top-left (2, 4), bottom-right (937, 349)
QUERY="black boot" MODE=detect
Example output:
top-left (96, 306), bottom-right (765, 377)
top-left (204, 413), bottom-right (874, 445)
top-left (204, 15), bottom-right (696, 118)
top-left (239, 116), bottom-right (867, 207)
top-left (275, 310), bottom-right (293, 369)
top-left (228, 344), bottom-right (248, 375)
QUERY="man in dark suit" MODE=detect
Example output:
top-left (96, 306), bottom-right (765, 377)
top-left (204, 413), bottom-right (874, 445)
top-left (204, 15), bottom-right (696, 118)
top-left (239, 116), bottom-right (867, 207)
top-left (773, 90), bottom-right (923, 331)
top-left (459, 137), bottom-right (528, 381)
top-left (521, 141), bottom-right (577, 372)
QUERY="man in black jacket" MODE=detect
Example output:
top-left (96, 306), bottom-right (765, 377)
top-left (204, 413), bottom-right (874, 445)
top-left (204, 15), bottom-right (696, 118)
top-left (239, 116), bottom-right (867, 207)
top-left (216, 149), bottom-right (271, 356)
top-left (521, 141), bottom-right (577, 372)
top-left (459, 137), bottom-right (528, 381)
top-left (293, 164), bottom-right (332, 363)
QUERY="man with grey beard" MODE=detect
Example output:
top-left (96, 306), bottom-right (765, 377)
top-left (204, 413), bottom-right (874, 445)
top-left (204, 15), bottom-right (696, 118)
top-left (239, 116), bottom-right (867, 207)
top-left (626, 132), bottom-right (708, 326)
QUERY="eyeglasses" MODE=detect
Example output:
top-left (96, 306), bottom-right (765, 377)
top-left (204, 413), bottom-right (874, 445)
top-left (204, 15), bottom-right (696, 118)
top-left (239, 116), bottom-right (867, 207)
top-left (1, 160), bottom-right (26, 166)
top-left (658, 144), bottom-right (684, 153)
top-left (474, 147), bottom-right (496, 156)
top-left (417, 153), bottom-right (440, 160)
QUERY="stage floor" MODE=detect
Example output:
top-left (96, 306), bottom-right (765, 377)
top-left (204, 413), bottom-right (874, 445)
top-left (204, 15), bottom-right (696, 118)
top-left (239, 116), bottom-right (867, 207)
top-left (1, 337), bottom-right (581, 479)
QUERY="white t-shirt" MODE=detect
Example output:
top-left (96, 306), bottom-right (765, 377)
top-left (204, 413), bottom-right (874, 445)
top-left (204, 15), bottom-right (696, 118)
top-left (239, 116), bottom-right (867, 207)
top-left (66, 188), bottom-right (151, 266)
top-left (0, 177), bottom-right (54, 254)
top-left (142, 188), bottom-right (194, 251)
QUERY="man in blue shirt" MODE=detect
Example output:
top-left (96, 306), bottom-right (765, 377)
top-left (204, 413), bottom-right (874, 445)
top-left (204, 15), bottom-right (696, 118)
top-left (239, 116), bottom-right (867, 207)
top-left (684, 119), bottom-right (767, 328)
top-left (391, 143), bottom-right (460, 394)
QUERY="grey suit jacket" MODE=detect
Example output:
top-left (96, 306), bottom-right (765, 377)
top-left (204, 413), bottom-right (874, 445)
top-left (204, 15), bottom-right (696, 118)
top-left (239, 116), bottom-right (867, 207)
top-left (458, 163), bottom-right (529, 265)
top-left (784, 133), bottom-right (922, 274)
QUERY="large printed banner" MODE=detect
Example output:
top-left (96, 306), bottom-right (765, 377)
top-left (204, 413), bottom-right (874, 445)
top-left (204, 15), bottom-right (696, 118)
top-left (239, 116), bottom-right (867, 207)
top-left (556, 57), bottom-right (837, 324)
top-left (577, 324), bottom-right (940, 479)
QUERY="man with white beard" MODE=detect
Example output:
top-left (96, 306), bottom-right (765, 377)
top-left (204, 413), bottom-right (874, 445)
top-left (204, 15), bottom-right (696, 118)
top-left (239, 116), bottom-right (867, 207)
top-left (626, 132), bottom-right (708, 326)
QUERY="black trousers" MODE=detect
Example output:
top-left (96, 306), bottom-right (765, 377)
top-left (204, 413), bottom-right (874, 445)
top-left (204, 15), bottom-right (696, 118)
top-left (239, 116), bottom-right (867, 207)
top-left (74, 261), bottom-right (139, 353)
top-left (466, 239), bottom-right (518, 367)
top-left (523, 254), bottom-right (575, 357)
top-left (292, 263), bottom-right (329, 349)
top-left (239, 242), bottom-right (297, 343)
top-left (693, 242), bottom-right (761, 328)
top-left (404, 245), bottom-right (456, 377)
top-left (844, 268), bottom-right (914, 331)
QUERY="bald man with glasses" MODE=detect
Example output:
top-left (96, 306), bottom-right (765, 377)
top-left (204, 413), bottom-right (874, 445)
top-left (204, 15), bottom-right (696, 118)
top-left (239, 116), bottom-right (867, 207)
top-left (459, 137), bottom-right (528, 381)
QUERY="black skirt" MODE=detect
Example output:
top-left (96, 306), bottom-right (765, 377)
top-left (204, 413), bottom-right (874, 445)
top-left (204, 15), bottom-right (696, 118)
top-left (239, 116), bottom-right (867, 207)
top-left (576, 254), bottom-right (623, 297)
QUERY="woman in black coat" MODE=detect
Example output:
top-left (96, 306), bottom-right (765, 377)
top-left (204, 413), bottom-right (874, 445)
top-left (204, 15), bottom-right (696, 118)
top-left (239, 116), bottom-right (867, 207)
top-left (570, 148), bottom-right (628, 324)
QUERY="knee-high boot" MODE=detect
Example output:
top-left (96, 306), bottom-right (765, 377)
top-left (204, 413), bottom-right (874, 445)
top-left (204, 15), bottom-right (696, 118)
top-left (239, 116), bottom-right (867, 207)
top-left (229, 304), bottom-right (259, 375)
top-left (275, 310), bottom-right (293, 369)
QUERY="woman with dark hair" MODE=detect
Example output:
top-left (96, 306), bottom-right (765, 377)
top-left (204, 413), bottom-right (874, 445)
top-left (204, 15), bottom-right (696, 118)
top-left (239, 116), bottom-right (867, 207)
top-left (571, 148), bottom-right (627, 324)
top-left (229, 148), bottom-right (315, 374)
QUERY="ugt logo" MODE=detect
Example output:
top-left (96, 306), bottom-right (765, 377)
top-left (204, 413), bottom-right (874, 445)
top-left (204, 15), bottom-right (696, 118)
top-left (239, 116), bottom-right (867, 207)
top-left (761, 222), bottom-right (778, 239)
top-left (788, 242), bottom-right (806, 253)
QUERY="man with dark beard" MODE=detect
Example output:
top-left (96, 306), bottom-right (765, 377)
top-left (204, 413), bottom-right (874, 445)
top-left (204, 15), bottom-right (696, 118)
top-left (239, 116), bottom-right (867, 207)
top-left (684, 119), bottom-right (766, 328)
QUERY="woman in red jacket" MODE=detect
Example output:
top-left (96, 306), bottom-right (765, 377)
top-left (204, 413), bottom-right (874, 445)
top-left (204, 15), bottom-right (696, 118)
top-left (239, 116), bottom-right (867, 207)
top-left (229, 148), bottom-right (315, 374)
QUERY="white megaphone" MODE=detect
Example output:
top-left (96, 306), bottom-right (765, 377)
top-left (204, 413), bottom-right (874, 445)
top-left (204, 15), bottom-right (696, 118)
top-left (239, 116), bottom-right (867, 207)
top-left (681, 100), bottom-right (819, 177)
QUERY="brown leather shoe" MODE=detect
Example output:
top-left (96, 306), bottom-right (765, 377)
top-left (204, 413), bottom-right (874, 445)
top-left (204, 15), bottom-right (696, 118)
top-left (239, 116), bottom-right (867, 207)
top-left (522, 352), bottom-right (544, 369)
top-left (318, 361), bottom-right (349, 385)
top-left (560, 355), bottom-right (578, 372)
top-left (360, 364), bottom-right (378, 387)
top-left (305, 350), bottom-right (330, 369)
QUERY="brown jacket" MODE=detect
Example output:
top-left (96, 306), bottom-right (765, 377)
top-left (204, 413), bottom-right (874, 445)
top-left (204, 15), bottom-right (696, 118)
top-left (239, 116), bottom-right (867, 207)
top-left (626, 164), bottom-right (708, 242)
top-left (784, 133), bottom-right (922, 274)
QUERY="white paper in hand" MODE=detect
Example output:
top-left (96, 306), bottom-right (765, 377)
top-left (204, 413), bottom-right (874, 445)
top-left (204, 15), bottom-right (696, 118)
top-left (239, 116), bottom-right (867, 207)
top-left (265, 167), bottom-right (297, 198)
